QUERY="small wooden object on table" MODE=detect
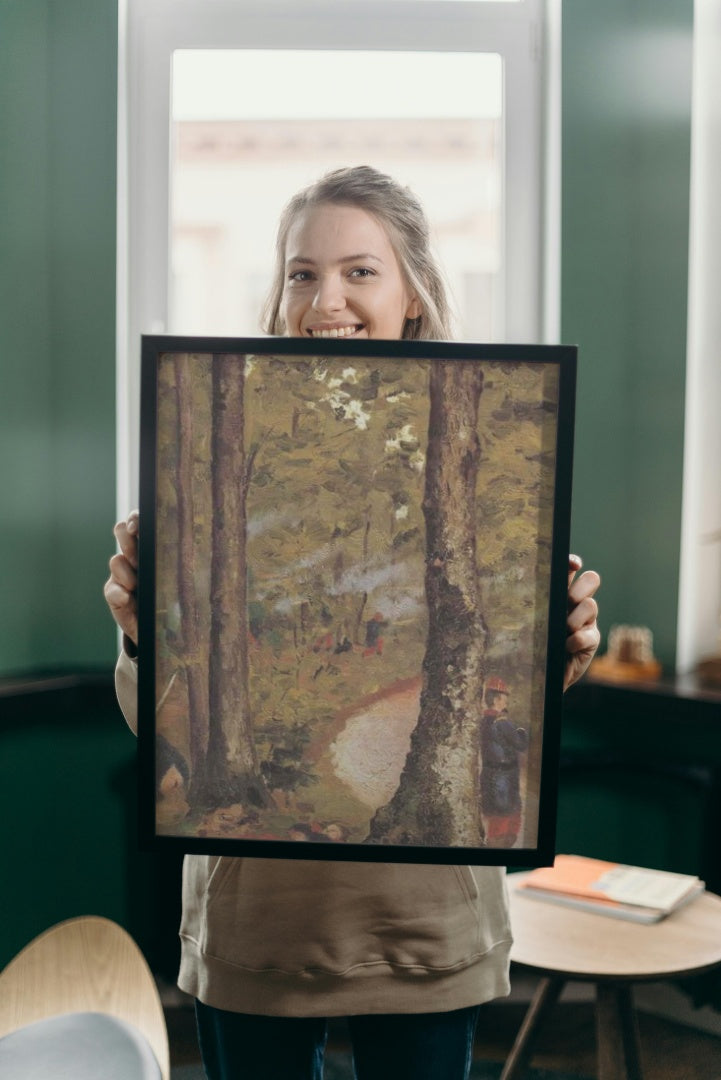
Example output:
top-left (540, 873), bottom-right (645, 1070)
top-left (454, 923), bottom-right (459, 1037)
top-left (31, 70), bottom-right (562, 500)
top-left (590, 624), bottom-right (662, 684)
top-left (503, 874), bottom-right (721, 1080)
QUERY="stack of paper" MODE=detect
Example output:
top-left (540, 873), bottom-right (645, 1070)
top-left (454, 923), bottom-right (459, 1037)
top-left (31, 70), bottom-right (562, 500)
top-left (516, 854), bottom-right (705, 923)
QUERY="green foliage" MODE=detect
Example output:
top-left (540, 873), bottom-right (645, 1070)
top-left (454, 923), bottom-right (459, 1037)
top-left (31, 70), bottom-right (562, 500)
top-left (154, 353), bottom-right (560, 832)
top-left (256, 718), bottom-right (315, 792)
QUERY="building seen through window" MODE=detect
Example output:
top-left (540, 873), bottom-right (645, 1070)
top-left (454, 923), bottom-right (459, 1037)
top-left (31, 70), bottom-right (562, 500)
top-left (170, 50), bottom-right (503, 341)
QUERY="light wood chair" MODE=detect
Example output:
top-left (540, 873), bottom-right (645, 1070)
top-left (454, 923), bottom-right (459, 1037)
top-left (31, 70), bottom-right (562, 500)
top-left (0, 915), bottom-right (169, 1079)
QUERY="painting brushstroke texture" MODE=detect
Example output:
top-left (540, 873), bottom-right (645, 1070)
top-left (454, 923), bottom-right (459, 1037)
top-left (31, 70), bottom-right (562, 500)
top-left (139, 338), bottom-right (575, 865)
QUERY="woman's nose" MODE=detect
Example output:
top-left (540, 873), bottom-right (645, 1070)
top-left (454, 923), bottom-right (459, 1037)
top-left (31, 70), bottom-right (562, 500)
top-left (313, 274), bottom-right (345, 314)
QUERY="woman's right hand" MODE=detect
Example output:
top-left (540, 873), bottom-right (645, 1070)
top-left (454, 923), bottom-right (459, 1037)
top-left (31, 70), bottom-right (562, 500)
top-left (104, 510), bottom-right (139, 646)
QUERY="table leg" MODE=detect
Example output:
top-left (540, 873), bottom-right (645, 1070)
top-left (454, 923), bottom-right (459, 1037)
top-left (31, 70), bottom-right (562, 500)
top-left (499, 976), bottom-right (565, 1080)
top-left (596, 982), bottom-right (643, 1080)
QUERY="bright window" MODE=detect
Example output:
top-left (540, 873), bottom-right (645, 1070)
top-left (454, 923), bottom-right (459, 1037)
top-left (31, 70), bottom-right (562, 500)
top-left (118, 0), bottom-right (557, 510)
top-left (170, 50), bottom-right (503, 341)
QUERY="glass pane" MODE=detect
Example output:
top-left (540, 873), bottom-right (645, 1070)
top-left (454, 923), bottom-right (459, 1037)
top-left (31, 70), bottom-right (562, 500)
top-left (170, 50), bottom-right (503, 340)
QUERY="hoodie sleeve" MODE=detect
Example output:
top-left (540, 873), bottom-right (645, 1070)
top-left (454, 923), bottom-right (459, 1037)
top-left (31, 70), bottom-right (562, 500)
top-left (115, 645), bottom-right (139, 736)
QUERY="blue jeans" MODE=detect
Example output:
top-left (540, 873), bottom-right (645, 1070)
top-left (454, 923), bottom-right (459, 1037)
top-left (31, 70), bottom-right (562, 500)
top-left (195, 1000), bottom-right (481, 1080)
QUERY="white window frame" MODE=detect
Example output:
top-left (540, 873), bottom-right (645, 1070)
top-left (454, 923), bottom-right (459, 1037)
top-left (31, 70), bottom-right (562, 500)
top-left (676, 0), bottom-right (721, 675)
top-left (117, 0), bottom-right (559, 513)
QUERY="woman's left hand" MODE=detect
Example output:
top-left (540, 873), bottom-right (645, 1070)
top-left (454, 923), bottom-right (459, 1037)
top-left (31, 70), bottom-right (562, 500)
top-left (564, 554), bottom-right (601, 691)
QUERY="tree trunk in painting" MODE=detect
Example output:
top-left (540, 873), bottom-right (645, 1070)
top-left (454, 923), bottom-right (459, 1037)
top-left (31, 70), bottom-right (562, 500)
top-left (203, 354), bottom-right (272, 809)
top-left (367, 360), bottom-right (487, 847)
top-left (174, 355), bottom-right (210, 803)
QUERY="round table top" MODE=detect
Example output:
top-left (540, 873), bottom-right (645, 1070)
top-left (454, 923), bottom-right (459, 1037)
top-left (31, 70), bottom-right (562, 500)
top-left (508, 872), bottom-right (721, 981)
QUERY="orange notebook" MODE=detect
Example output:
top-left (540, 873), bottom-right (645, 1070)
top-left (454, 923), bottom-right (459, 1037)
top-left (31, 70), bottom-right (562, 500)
top-left (516, 854), bottom-right (704, 923)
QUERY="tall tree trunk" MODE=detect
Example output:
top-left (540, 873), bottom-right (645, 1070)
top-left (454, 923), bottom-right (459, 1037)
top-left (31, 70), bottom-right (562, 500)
top-left (203, 354), bottom-right (272, 809)
top-left (354, 591), bottom-right (368, 646)
top-left (368, 360), bottom-right (487, 847)
top-left (174, 355), bottom-right (210, 802)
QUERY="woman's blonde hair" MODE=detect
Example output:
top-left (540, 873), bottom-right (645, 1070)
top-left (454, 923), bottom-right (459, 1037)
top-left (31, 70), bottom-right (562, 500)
top-left (262, 165), bottom-right (453, 341)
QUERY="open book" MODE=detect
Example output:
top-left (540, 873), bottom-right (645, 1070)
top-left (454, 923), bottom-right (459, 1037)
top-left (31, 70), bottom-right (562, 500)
top-left (515, 854), bottom-right (705, 923)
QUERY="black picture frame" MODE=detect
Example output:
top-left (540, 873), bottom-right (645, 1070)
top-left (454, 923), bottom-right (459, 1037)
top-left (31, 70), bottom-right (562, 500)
top-left (138, 335), bottom-right (576, 866)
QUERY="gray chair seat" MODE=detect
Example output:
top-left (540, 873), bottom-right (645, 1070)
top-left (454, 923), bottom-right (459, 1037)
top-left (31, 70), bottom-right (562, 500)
top-left (0, 1011), bottom-right (162, 1079)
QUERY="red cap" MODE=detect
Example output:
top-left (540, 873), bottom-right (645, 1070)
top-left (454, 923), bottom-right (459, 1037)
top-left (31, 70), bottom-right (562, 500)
top-left (485, 675), bottom-right (509, 693)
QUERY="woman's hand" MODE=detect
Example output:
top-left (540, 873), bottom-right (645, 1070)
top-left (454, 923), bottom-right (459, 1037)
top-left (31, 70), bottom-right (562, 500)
top-left (564, 554), bottom-right (601, 691)
top-left (104, 510), bottom-right (139, 647)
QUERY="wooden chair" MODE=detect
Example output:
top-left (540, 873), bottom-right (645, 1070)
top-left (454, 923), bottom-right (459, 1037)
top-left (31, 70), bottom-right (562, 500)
top-left (0, 915), bottom-right (169, 1079)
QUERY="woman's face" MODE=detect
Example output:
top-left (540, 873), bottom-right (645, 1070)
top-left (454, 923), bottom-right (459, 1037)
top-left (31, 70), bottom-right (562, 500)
top-left (280, 203), bottom-right (421, 341)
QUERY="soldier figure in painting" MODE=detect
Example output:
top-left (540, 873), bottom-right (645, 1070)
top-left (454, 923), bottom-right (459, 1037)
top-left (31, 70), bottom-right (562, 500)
top-left (363, 611), bottom-right (388, 657)
top-left (480, 676), bottom-right (528, 848)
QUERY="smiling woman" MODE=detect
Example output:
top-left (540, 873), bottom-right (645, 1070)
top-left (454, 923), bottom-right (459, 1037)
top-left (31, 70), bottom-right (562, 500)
top-left (263, 167), bottom-right (452, 342)
top-left (107, 154), bottom-right (598, 1080)
top-left (282, 205), bottom-right (420, 340)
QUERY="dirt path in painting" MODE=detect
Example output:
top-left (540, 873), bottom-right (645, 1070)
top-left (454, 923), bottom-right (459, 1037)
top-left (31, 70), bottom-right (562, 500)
top-left (316, 676), bottom-right (423, 811)
top-left (314, 674), bottom-right (535, 851)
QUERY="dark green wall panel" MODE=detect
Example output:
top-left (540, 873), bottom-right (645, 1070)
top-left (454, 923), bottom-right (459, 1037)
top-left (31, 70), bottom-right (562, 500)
top-left (0, 2), bottom-right (55, 669)
top-left (0, 0), bottom-right (118, 675)
top-left (0, 683), bottom-right (184, 976)
top-left (562, 1), bottom-right (693, 669)
top-left (0, 697), bottom-right (133, 965)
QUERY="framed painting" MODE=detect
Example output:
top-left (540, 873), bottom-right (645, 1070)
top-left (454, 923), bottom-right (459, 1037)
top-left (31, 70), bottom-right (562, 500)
top-left (138, 336), bottom-right (576, 865)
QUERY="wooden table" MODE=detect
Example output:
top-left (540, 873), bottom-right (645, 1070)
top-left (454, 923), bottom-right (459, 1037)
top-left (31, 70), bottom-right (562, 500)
top-left (503, 874), bottom-right (721, 1080)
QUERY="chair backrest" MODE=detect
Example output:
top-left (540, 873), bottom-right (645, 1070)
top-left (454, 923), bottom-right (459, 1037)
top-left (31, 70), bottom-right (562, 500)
top-left (0, 915), bottom-right (170, 1080)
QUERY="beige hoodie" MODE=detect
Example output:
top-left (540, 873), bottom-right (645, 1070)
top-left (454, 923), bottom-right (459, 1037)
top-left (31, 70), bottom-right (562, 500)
top-left (116, 650), bottom-right (512, 1016)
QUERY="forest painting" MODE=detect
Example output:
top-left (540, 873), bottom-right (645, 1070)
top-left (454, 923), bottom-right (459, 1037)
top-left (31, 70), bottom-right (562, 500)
top-left (138, 337), bottom-right (575, 864)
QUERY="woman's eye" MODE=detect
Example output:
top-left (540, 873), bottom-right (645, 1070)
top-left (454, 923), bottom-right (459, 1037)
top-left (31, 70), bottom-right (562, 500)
top-left (349, 267), bottom-right (375, 279)
top-left (288, 270), bottom-right (313, 283)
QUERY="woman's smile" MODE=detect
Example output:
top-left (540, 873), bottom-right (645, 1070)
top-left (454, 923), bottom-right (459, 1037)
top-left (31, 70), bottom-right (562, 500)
top-left (306, 323), bottom-right (365, 339)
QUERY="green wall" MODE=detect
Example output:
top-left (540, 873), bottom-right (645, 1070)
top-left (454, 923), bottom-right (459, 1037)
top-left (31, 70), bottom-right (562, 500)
top-left (0, 0), bottom-right (130, 970)
top-left (0, 683), bottom-right (183, 974)
top-left (563, 0), bottom-right (693, 670)
top-left (0, 0), bottom-right (118, 675)
top-left (558, 685), bottom-right (721, 885)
